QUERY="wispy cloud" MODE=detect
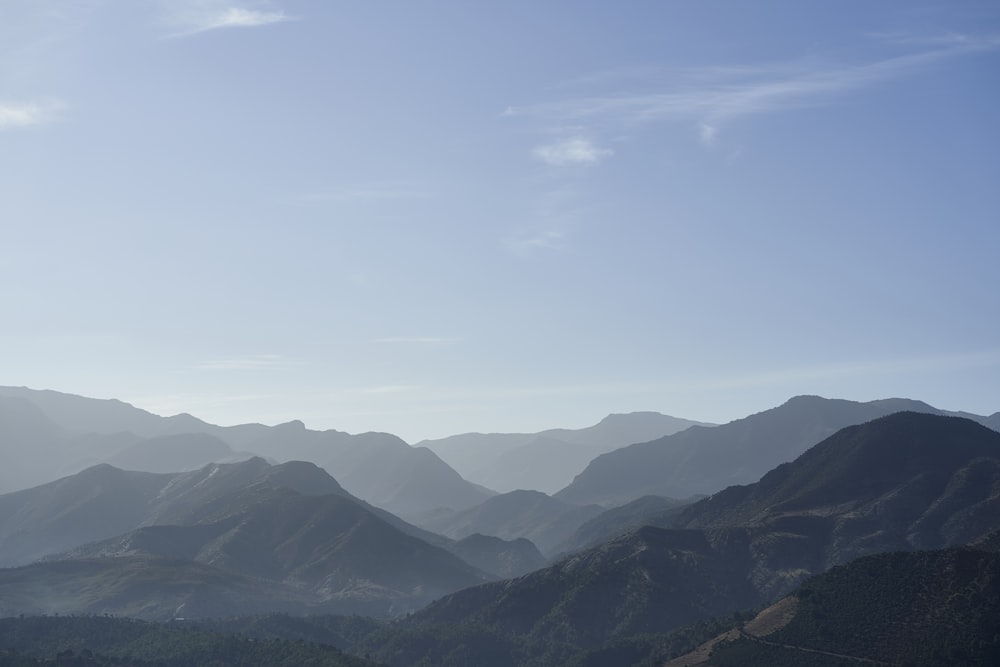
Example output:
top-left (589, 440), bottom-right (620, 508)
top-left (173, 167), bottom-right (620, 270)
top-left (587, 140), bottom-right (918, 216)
top-left (194, 354), bottom-right (290, 371)
top-left (533, 137), bottom-right (613, 166)
top-left (164, 3), bottom-right (295, 38)
top-left (508, 35), bottom-right (1000, 139)
top-left (0, 100), bottom-right (63, 130)
top-left (373, 337), bottom-right (462, 344)
top-left (506, 229), bottom-right (566, 256)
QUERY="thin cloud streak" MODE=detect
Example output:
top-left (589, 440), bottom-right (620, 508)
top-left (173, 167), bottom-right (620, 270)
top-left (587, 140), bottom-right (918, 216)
top-left (533, 137), bottom-right (613, 166)
top-left (507, 36), bottom-right (1000, 128)
top-left (164, 5), bottom-right (296, 38)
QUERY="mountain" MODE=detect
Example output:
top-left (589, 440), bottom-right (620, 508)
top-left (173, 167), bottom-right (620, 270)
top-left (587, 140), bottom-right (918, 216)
top-left (358, 525), bottom-right (761, 666)
top-left (0, 456), bottom-right (528, 614)
top-left (357, 412), bottom-right (1000, 665)
top-left (61, 483), bottom-right (491, 615)
top-left (556, 395), bottom-right (998, 507)
top-left (667, 546), bottom-right (1000, 667)
top-left (0, 557), bottom-right (333, 620)
top-left (241, 420), bottom-right (494, 518)
top-left (449, 534), bottom-right (548, 578)
top-left (0, 386), bottom-right (493, 516)
top-left (413, 489), bottom-right (604, 556)
top-left (0, 463), bottom-right (170, 567)
top-left (554, 494), bottom-right (697, 555)
top-left (420, 411), bottom-right (710, 494)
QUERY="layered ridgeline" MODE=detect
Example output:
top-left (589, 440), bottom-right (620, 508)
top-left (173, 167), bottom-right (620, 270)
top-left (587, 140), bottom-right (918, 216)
top-left (413, 489), bottom-right (607, 557)
top-left (0, 457), bottom-right (541, 618)
top-left (0, 386), bottom-right (492, 518)
top-left (419, 411), bottom-right (710, 494)
top-left (557, 395), bottom-right (1000, 507)
top-left (359, 412), bottom-right (1000, 666)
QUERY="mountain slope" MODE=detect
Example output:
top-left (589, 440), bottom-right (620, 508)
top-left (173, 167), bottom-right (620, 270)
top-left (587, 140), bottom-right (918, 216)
top-left (413, 489), bottom-right (604, 556)
top-left (420, 412), bottom-right (709, 494)
top-left (669, 546), bottom-right (1000, 667)
top-left (359, 412), bottom-right (1000, 665)
top-left (63, 484), bottom-right (491, 615)
top-left (0, 387), bottom-right (492, 515)
top-left (557, 395), bottom-right (996, 507)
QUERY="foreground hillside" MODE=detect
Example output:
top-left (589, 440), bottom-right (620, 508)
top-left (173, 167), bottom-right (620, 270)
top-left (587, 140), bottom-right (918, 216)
top-left (0, 615), bottom-right (380, 667)
top-left (668, 545), bottom-right (1000, 666)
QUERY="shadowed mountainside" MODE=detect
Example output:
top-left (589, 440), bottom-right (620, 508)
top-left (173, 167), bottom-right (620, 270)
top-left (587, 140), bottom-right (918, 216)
top-left (556, 395), bottom-right (999, 507)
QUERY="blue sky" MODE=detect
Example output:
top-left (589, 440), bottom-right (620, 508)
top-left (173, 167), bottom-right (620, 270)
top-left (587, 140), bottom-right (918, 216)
top-left (3, 1), bottom-right (999, 441)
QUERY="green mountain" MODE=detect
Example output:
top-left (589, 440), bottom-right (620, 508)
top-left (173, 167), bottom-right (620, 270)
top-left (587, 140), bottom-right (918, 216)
top-left (557, 395), bottom-right (999, 507)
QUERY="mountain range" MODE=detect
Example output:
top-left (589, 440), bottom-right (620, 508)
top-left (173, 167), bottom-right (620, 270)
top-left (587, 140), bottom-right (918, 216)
top-left (0, 386), bottom-right (492, 518)
top-left (419, 411), bottom-right (710, 494)
top-left (0, 456), bottom-right (540, 616)
top-left (2, 388), bottom-right (1000, 666)
top-left (358, 411), bottom-right (1000, 665)
top-left (556, 395), bottom-right (1000, 507)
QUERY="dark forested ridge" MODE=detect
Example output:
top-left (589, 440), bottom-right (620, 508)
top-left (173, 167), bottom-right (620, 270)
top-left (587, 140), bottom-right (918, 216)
top-left (677, 545), bottom-right (1000, 667)
top-left (0, 615), bottom-right (381, 666)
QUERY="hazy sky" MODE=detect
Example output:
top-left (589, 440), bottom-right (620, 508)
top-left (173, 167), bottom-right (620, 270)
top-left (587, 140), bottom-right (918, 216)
top-left (3, 1), bottom-right (999, 441)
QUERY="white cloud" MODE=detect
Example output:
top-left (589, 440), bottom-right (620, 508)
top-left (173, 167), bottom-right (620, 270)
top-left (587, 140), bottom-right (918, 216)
top-left (0, 101), bottom-right (63, 130)
top-left (533, 137), bottom-right (613, 166)
top-left (165, 3), bottom-right (295, 37)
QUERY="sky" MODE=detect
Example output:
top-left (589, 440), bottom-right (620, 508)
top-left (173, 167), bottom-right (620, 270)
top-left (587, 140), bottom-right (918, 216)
top-left (2, 1), bottom-right (999, 442)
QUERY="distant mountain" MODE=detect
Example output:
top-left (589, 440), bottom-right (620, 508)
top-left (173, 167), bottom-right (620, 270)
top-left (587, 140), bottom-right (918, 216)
top-left (359, 412), bottom-right (1000, 665)
top-left (61, 484), bottom-right (490, 615)
top-left (668, 546), bottom-right (1000, 667)
top-left (413, 489), bottom-right (604, 556)
top-left (557, 395), bottom-right (998, 507)
top-left (0, 386), bottom-right (493, 516)
top-left (420, 411), bottom-right (710, 494)
top-left (242, 420), bottom-right (494, 517)
top-left (0, 457), bottom-right (526, 613)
